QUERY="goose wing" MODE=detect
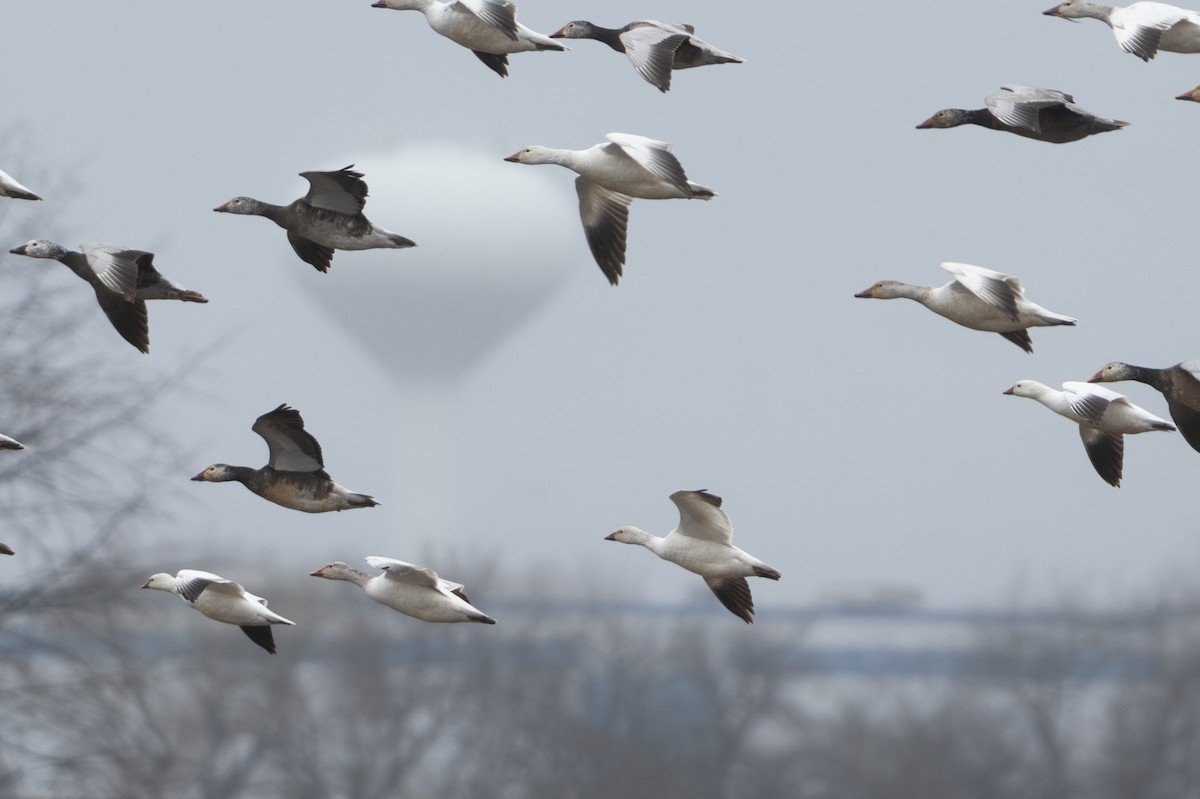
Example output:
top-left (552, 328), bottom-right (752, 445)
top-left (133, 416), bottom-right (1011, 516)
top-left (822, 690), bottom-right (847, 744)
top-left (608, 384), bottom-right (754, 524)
top-left (704, 576), bottom-right (755, 623)
top-left (986, 85), bottom-right (1074, 133)
top-left (175, 569), bottom-right (244, 604)
top-left (365, 556), bottom-right (441, 589)
top-left (576, 178), bottom-right (633, 285)
top-left (1062, 381), bottom-right (1120, 425)
top-left (605, 133), bottom-right (692, 194)
top-left (670, 489), bottom-right (733, 545)
top-left (941, 262), bottom-right (1022, 321)
top-left (300, 165), bottom-right (368, 216)
top-left (92, 288), bottom-right (149, 353)
top-left (1079, 427), bottom-right (1124, 486)
top-left (251, 404), bottom-right (326, 473)
top-left (455, 0), bottom-right (519, 40)
top-left (619, 25), bottom-right (689, 91)
top-left (81, 243), bottom-right (144, 302)
top-left (1111, 3), bottom-right (1194, 60)
top-left (286, 231), bottom-right (335, 273)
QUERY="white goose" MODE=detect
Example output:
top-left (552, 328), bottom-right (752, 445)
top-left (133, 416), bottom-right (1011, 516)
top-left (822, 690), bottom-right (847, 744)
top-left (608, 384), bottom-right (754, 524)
top-left (505, 133), bottom-right (716, 285)
top-left (0, 169), bottom-right (40, 201)
top-left (370, 0), bottom-right (565, 77)
top-left (855, 262), bottom-right (1077, 353)
top-left (310, 556), bottom-right (497, 624)
top-left (1044, 0), bottom-right (1200, 60)
top-left (141, 570), bottom-right (296, 654)
top-left (606, 490), bottom-right (781, 624)
top-left (1003, 380), bottom-right (1176, 486)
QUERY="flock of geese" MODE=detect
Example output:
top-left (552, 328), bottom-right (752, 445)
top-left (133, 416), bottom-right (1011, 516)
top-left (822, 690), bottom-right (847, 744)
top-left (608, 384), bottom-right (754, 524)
top-left (5, 0), bottom-right (1200, 653)
top-left (0, 0), bottom-right (778, 655)
top-left (856, 1), bottom-right (1200, 491)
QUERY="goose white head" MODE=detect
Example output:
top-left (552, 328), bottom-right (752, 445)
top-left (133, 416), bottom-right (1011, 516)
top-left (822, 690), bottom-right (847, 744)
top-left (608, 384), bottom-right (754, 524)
top-left (141, 573), bottom-right (176, 591)
top-left (9, 240), bottom-right (68, 259)
top-left (605, 526), bottom-right (653, 545)
top-left (1043, 0), bottom-right (1093, 20)
top-left (1003, 380), bottom-right (1050, 397)
top-left (504, 146), bottom-right (562, 165)
top-left (854, 280), bottom-right (914, 300)
top-left (309, 561), bottom-right (356, 580)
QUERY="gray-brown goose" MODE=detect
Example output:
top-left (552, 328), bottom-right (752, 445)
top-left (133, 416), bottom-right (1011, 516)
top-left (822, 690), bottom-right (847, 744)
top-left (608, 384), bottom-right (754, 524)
top-left (192, 404), bottom-right (379, 513)
top-left (9, 241), bottom-right (207, 353)
top-left (214, 165), bottom-right (415, 273)
top-left (917, 85), bottom-right (1128, 144)
top-left (549, 20), bottom-right (742, 92)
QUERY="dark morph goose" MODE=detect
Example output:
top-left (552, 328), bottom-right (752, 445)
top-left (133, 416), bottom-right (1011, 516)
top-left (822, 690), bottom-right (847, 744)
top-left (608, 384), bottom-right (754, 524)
top-left (214, 165), bottom-right (415, 273)
top-left (917, 84), bottom-right (1127, 144)
top-left (550, 20), bottom-right (742, 92)
top-left (192, 404), bottom-right (379, 513)
top-left (9, 240), bottom-right (208, 353)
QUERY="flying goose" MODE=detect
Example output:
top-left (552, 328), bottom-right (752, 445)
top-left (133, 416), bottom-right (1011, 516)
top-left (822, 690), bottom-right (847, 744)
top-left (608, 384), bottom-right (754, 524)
top-left (549, 20), bottom-right (742, 92)
top-left (1044, 0), bottom-right (1200, 60)
top-left (505, 133), bottom-right (715, 285)
top-left (605, 490), bottom-right (781, 623)
top-left (192, 404), bottom-right (379, 512)
top-left (310, 556), bottom-right (497, 623)
top-left (917, 85), bottom-right (1128, 143)
top-left (9, 241), bottom-right (208, 353)
top-left (370, 0), bottom-right (565, 78)
top-left (214, 165), bottom-right (415, 273)
top-left (1003, 380), bottom-right (1175, 486)
top-left (141, 569), bottom-right (296, 654)
top-left (855, 262), bottom-right (1076, 352)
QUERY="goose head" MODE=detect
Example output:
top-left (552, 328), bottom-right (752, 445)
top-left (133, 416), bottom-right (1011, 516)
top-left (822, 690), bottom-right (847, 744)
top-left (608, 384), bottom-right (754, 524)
top-left (854, 280), bottom-right (911, 300)
top-left (1089, 362), bottom-right (1136, 383)
top-left (605, 526), bottom-right (652, 546)
top-left (9, 240), bottom-right (68, 259)
top-left (550, 21), bottom-right (599, 39)
top-left (141, 572), bottom-right (176, 591)
top-left (191, 464), bottom-right (236, 482)
top-left (213, 197), bottom-right (265, 215)
top-left (504, 146), bottom-right (561, 165)
top-left (916, 109), bottom-right (972, 129)
top-left (1003, 380), bottom-right (1048, 398)
top-left (1043, 0), bottom-right (1090, 20)
top-left (309, 561), bottom-right (354, 580)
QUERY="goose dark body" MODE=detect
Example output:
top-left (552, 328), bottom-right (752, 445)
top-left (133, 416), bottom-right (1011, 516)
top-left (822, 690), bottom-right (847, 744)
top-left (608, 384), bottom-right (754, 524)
top-left (8, 241), bottom-right (207, 353)
top-left (213, 165), bottom-right (416, 273)
top-left (191, 403), bottom-right (380, 513)
top-left (917, 85), bottom-right (1128, 144)
top-left (550, 20), bottom-right (743, 92)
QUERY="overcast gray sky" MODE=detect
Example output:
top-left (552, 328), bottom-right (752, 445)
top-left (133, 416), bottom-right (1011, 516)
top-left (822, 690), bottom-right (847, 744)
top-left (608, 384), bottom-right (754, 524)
top-left (5, 0), bottom-right (1200, 611)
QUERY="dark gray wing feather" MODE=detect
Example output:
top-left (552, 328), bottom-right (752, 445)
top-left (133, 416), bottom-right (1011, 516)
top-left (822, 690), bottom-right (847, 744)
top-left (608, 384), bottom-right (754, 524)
top-left (252, 404), bottom-right (326, 474)
top-left (1079, 427), bottom-right (1124, 487)
top-left (704, 576), bottom-right (755, 624)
